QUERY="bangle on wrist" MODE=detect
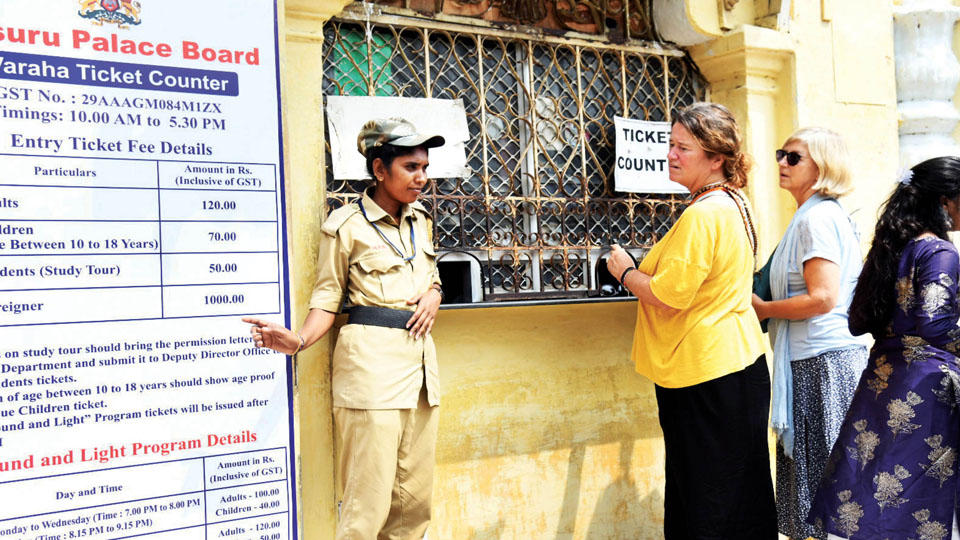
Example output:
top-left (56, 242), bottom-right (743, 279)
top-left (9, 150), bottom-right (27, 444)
top-left (292, 332), bottom-right (305, 356)
top-left (619, 267), bottom-right (636, 286)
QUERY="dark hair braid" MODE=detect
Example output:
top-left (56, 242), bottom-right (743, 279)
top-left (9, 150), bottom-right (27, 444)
top-left (849, 156), bottom-right (960, 336)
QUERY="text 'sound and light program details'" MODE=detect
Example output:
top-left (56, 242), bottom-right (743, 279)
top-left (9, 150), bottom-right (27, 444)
top-left (0, 2), bottom-right (296, 540)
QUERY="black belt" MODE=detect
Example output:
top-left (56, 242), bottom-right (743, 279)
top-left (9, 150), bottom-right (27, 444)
top-left (346, 305), bottom-right (412, 330)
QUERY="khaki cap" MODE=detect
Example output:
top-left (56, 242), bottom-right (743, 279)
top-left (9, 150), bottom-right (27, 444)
top-left (357, 117), bottom-right (445, 157)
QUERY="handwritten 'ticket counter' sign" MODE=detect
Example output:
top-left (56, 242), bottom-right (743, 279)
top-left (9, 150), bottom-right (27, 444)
top-left (613, 116), bottom-right (686, 194)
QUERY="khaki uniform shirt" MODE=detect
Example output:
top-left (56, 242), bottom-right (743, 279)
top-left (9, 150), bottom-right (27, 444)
top-left (309, 189), bottom-right (441, 409)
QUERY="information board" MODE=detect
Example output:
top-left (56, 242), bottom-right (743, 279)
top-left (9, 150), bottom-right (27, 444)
top-left (0, 2), bottom-right (296, 539)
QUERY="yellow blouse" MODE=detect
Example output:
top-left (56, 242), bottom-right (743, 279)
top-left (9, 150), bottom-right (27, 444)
top-left (632, 195), bottom-right (766, 388)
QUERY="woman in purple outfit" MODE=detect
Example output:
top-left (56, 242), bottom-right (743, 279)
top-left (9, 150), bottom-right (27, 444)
top-left (808, 156), bottom-right (960, 540)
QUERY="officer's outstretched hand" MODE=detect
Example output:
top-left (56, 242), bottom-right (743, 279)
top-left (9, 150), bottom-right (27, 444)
top-left (406, 287), bottom-right (442, 339)
top-left (243, 317), bottom-right (299, 355)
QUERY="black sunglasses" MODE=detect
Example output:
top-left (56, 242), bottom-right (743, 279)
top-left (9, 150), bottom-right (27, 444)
top-left (776, 149), bottom-right (803, 166)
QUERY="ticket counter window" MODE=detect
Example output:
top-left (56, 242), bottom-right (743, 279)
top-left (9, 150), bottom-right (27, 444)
top-left (321, 3), bottom-right (703, 303)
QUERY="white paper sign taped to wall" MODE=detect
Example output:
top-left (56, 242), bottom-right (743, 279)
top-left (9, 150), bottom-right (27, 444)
top-left (326, 96), bottom-right (470, 179)
top-left (614, 116), bottom-right (686, 194)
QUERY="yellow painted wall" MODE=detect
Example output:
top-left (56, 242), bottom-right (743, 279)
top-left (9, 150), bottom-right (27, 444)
top-left (688, 0), bottom-right (898, 253)
top-left (786, 0), bottom-right (899, 246)
top-left (431, 303), bottom-right (662, 539)
top-left (281, 2), bottom-right (351, 537)
top-left (278, 1), bottom-right (900, 538)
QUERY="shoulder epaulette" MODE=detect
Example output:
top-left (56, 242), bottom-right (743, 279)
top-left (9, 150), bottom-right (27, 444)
top-left (321, 204), bottom-right (360, 236)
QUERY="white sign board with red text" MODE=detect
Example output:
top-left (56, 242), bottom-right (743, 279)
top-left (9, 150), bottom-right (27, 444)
top-left (0, 2), bottom-right (296, 539)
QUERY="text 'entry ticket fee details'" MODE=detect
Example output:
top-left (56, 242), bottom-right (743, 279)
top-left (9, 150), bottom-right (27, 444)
top-left (0, 2), bottom-right (296, 540)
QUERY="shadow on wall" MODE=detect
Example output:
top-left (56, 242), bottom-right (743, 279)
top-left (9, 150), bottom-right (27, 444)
top-left (430, 302), bottom-right (667, 538)
top-left (433, 302), bottom-right (663, 465)
top-left (582, 439), bottom-right (663, 540)
top-left (549, 439), bottom-right (663, 540)
top-left (453, 439), bottom-right (663, 540)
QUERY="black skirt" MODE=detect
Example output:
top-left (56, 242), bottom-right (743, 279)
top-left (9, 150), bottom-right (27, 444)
top-left (655, 355), bottom-right (777, 540)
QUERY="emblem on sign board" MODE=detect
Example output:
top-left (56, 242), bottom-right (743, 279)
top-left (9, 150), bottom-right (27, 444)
top-left (78, 0), bottom-right (142, 28)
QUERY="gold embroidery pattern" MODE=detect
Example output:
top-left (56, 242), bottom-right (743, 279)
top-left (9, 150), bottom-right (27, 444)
top-left (873, 465), bottom-right (911, 512)
top-left (911, 509), bottom-right (949, 540)
top-left (919, 434), bottom-right (956, 488)
top-left (932, 364), bottom-right (960, 407)
top-left (902, 335), bottom-right (935, 367)
top-left (867, 355), bottom-right (893, 399)
top-left (832, 490), bottom-right (864, 537)
top-left (847, 419), bottom-right (880, 471)
top-left (897, 273), bottom-right (915, 314)
top-left (944, 327), bottom-right (960, 354)
top-left (888, 391), bottom-right (924, 438)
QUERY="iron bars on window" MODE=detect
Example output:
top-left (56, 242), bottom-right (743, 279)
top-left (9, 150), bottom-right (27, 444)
top-left (321, 8), bottom-right (705, 302)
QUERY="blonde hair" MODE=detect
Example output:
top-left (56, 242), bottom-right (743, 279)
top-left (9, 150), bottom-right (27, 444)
top-left (784, 127), bottom-right (853, 198)
top-left (673, 102), bottom-right (752, 188)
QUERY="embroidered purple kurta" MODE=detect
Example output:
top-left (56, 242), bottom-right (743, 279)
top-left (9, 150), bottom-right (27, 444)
top-left (808, 236), bottom-right (960, 539)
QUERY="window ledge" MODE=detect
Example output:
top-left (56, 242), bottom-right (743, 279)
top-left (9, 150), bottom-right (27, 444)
top-left (439, 296), bottom-right (634, 310)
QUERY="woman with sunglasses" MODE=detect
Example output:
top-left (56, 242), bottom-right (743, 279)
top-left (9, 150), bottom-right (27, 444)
top-left (808, 156), bottom-right (960, 539)
top-left (751, 127), bottom-right (867, 540)
top-left (244, 118), bottom-right (445, 540)
top-left (607, 102), bottom-right (776, 538)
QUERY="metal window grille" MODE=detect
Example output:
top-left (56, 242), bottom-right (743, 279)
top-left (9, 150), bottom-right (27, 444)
top-left (321, 6), bottom-right (706, 302)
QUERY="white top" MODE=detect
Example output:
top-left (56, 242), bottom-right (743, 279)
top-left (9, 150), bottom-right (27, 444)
top-left (774, 197), bottom-right (867, 359)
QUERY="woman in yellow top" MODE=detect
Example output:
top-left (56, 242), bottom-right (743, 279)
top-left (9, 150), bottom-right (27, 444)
top-left (606, 102), bottom-right (775, 539)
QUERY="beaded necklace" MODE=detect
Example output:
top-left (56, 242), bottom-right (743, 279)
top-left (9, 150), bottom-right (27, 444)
top-left (689, 180), bottom-right (758, 269)
top-left (688, 180), bottom-right (727, 202)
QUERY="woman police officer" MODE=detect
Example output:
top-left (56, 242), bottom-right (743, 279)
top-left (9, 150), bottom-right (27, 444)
top-left (244, 118), bottom-right (445, 540)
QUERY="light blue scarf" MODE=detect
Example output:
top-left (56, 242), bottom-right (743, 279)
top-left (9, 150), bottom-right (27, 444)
top-left (769, 193), bottom-right (833, 458)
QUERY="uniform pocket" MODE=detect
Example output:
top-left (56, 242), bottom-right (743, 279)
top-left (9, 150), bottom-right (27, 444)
top-left (356, 255), bottom-right (407, 303)
top-left (357, 255), bottom-right (403, 274)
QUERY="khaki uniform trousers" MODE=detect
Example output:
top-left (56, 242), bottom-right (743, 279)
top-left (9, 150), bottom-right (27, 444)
top-left (334, 389), bottom-right (438, 540)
